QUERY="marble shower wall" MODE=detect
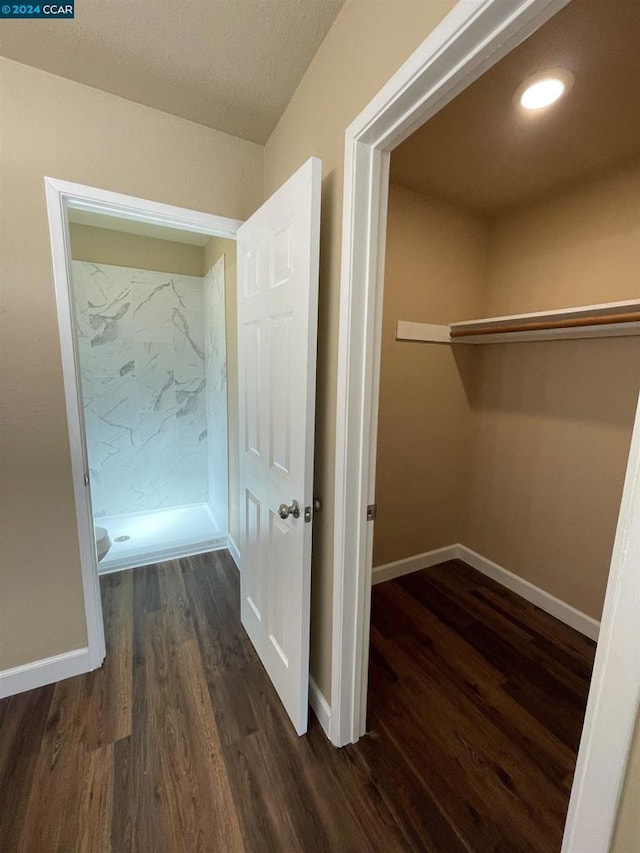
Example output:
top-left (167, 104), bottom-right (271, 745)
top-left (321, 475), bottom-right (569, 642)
top-left (203, 257), bottom-right (229, 532)
top-left (72, 261), bottom-right (209, 516)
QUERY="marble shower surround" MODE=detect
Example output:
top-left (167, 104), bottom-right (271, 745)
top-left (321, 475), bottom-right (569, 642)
top-left (204, 257), bottom-right (228, 532)
top-left (72, 260), bottom-right (209, 516)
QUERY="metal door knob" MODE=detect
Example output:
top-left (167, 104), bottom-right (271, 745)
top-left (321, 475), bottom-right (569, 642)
top-left (278, 500), bottom-right (300, 520)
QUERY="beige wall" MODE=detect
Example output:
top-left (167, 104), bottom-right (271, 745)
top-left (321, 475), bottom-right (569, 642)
top-left (465, 337), bottom-right (639, 618)
top-left (612, 718), bottom-right (640, 852)
top-left (265, 0), bottom-right (456, 698)
top-left (465, 160), bottom-right (640, 619)
top-left (373, 184), bottom-right (486, 565)
top-left (0, 57), bottom-right (263, 670)
top-left (204, 237), bottom-right (240, 546)
top-left (484, 159), bottom-right (640, 315)
top-left (69, 223), bottom-right (205, 276)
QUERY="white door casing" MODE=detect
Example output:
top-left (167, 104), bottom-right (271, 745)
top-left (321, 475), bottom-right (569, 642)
top-left (237, 157), bottom-right (321, 735)
top-left (33, 177), bottom-right (242, 703)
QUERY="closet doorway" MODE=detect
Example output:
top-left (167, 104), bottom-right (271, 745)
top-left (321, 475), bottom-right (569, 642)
top-left (332, 0), bottom-right (640, 850)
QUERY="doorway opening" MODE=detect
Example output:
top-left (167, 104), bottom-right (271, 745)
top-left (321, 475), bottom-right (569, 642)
top-left (46, 178), bottom-right (243, 670)
top-left (332, 0), bottom-right (640, 850)
top-left (67, 210), bottom-right (236, 573)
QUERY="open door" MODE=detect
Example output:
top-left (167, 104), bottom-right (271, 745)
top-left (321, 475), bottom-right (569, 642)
top-left (236, 157), bottom-right (321, 734)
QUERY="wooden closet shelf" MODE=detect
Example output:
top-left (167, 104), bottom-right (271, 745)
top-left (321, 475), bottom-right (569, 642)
top-left (396, 300), bottom-right (640, 345)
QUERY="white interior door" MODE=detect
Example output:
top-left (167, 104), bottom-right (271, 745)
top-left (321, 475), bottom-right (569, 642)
top-left (236, 157), bottom-right (321, 735)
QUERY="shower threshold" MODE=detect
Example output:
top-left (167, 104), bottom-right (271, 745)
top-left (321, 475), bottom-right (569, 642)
top-left (97, 503), bottom-right (226, 574)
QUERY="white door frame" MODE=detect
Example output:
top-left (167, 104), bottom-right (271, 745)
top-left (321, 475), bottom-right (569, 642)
top-left (45, 177), bottom-right (243, 677)
top-left (331, 0), bottom-right (640, 850)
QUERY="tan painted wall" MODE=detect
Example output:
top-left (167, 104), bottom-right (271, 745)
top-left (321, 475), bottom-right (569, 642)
top-left (0, 58), bottom-right (263, 670)
top-left (69, 223), bottom-right (205, 277)
top-left (464, 337), bottom-right (639, 618)
top-left (265, 0), bottom-right (456, 698)
top-left (373, 184), bottom-right (486, 566)
top-left (465, 161), bottom-right (640, 619)
top-left (204, 237), bottom-right (240, 547)
top-left (484, 159), bottom-right (640, 316)
top-left (612, 716), bottom-right (640, 852)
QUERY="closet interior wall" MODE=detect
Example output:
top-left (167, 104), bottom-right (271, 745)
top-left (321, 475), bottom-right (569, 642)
top-left (376, 157), bottom-right (640, 621)
top-left (374, 184), bottom-right (486, 566)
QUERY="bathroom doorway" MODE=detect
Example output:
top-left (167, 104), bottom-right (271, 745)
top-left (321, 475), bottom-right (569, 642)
top-left (68, 210), bottom-right (236, 573)
top-left (46, 179), bottom-right (243, 598)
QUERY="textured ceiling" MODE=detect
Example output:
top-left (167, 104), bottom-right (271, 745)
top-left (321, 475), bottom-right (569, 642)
top-left (390, 0), bottom-right (640, 215)
top-left (0, 0), bottom-right (344, 143)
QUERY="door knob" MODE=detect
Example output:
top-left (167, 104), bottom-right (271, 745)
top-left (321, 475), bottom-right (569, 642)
top-left (278, 500), bottom-right (300, 520)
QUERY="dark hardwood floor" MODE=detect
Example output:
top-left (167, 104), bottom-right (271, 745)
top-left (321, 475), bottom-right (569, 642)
top-left (366, 561), bottom-right (595, 852)
top-left (0, 554), bottom-right (595, 852)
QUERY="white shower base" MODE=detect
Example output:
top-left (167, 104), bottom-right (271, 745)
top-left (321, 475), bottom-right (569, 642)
top-left (97, 503), bottom-right (226, 574)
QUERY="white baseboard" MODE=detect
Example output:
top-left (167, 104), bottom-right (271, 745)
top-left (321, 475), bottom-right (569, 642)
top-left (309, 676), bottom-right (332, 739)
top-left (0, 646), bottom-right (93, 699)
top-left (372, 544), bottom-right (460, 585)
top-left (227, 534), bottom-right (241, 570)
top-left (373, 543), bottom-right (600, 641)
top-left (455, 545), bottom-right (600, 641)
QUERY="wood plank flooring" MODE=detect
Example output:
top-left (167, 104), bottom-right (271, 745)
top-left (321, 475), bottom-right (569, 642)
top-left (0, 554), bottom-right (595, 852)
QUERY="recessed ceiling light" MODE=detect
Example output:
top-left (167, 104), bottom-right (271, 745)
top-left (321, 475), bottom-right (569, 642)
top-left (515, 69), bottom-right (575, 112)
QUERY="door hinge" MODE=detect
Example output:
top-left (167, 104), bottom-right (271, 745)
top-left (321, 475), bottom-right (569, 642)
top-left (367, 504), bottom-right (377, 521)
top-left (84, 473), bottom-right (90, 487)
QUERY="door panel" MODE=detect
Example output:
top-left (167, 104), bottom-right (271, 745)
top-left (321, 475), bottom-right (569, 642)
top-left (244, 487), bottom-right (263, 622)
top-left (243, 321), bottom-right (262, 458)
top-left (269, 313), bottom-right (293, 476)
top-left (267, 509), bottom-right (291, 664)
top-left (236, 157), bottom-right (321, 735)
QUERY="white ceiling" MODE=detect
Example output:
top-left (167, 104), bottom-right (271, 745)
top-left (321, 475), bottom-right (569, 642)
top-left (0, 0), bottom-right (344, 144)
